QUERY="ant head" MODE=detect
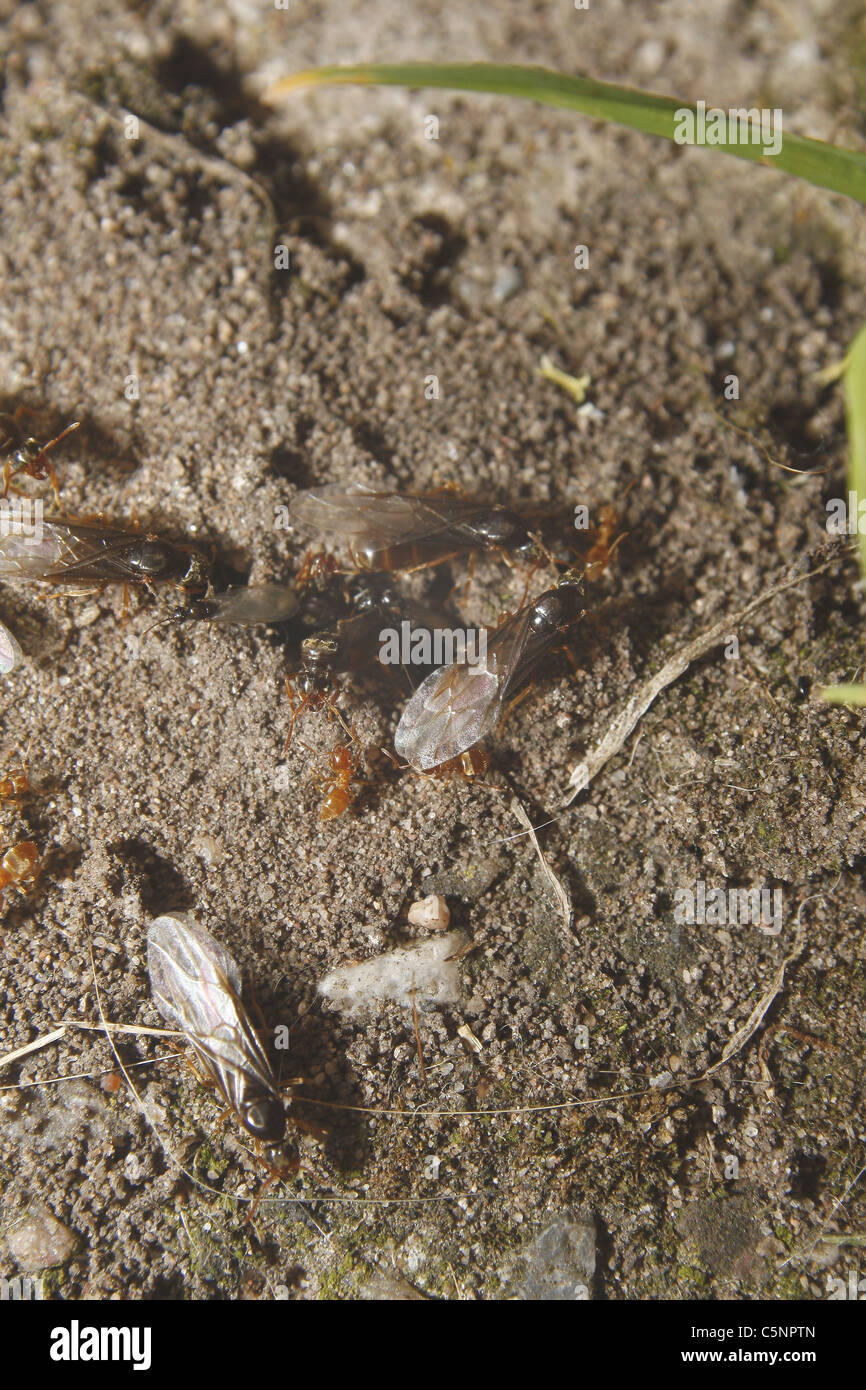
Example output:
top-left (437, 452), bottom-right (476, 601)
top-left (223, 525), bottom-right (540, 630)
top-left (264, 1141), bottom-right (300, 1179)
top-left (556, 566), bottom-right (585, 592)
top-left (301, 632), bottom-right (340, 668)
top-left (182, 552), bottom-right (212, 592)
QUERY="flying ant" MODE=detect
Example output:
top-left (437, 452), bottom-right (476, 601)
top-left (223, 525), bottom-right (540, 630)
top-left (283, 577), bottom-right (445, 748)
top-left (0, 516), bottom-right (212, 602)
top-left (147, 914), bottom-right (299, 1182)
top-left (394, 568), bottom-right (586, 771)
top-left (290, 483), bottom-right (545, 574)
top-left (165, 583), bottom-right (299, 627)
top-left (1, 414), bottom-right (80, 507)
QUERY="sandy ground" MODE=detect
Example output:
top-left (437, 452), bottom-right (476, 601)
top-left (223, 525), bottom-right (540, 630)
top-left (0, 0), bottom-right (865, 1300)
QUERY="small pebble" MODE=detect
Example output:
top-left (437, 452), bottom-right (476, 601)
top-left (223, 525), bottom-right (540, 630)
top-left (407, 893), bottom-right (450, 929)
top-left (457, 1023), bottom-right (483, 1054)
top-left (6, 1210), bottom-right (77, 1270)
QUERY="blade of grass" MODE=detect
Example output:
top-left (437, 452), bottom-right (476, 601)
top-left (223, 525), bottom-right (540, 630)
top-left (265, 63), bottom-right (866, 206)
top-left (819, 684), bottom-right (866, 705)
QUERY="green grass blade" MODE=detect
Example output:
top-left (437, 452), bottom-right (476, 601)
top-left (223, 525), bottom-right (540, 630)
top-left (265, 63), bottom-right (866, 205)
top-left (819, 684), bottom-right (866, 706)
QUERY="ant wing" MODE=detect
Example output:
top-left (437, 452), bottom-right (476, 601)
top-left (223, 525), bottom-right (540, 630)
top-left (147, 915), bottom-right (278, 1113)
top-left (394, 605), bottom-right (537, 771)
top-left (0, 523), bottom-right (80, 577)
top-left (0, 619), bottom-right (22, 673)
top-left (193, 584), bottom-right (299, 625)
top-left (290, 484), bottom-right (502, 548)
top-left (0, 520), bottom-right (140, 581)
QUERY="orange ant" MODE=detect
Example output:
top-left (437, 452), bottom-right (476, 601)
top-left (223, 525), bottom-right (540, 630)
top-left (0, 763), bottom-right (31, 807)
top-left (313, 740), bottom-right (363, 821)
top-left (426, 750), bottom-right (491, 782)
top-left (295, 547), bottom-right (343, 590)
top-left (0, 840), bottom-right (40, 911)
top-left (582, 481), bottom-right (637, 580)
top-left (383, 746), bottom-right (494, 790)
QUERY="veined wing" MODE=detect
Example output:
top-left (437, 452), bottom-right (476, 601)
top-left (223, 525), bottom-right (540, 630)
top-left (0, 618), bottom-right (22, 673)
top-left (194, 583), bottom-right (299, 625)
top-left (290, 484), bottom-right (507, 548)
top-left (394, 604), bottom-right (537, 770)
top-left (147, 914), bottom-right (278, 1113)
top-left (0, 520), bottom-right (140, 580)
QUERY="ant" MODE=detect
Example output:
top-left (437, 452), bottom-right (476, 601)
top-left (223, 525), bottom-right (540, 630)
top-left (283, 654), bottom-right (348, 752)
top-left (295, 548), bottom-right (343, 590)
top-left (427, 750), bottom-right (492, 782)
top-left (0, 840), bottom-right (40, 912)
top-left (311, 739), bottom-right (363, 822)
top-left (0, 762), bottom-right (31, 807)
top-left (1, 412), bottom-right (80, 508)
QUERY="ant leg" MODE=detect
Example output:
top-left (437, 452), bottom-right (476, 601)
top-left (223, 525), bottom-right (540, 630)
top-left (242, 1169), bottom-right (278, 1226)
top-left (326, 693), bottom-right (356, 744)
top-left (498, 683), bottom-right (535, 730)
top-left (212, 1105), bottom-right (233, 1134)
top-left (293, 1113), bottom-right (328, 1143)
top-left (462, 550), bottom-right (476, 602)
top-left (282, 679), bottom-right (308, 752)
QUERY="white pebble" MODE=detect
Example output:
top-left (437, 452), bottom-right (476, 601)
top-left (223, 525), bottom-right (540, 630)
top-left (407, 893), bottom-right (450, 929)
top-left (318, 932), bottom-right (465, 1019)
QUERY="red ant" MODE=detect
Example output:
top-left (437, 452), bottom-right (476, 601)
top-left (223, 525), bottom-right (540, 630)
top-left (426, 750), bottom-right (491, 782)
top-left (313, 740), bottom-right (363, 822)
top-left (0, 763), bottom-right (31, 806)
top-left (0, 840), bottom-right (40, 911)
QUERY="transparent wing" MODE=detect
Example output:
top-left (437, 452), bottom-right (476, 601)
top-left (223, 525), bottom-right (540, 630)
top-left (147, 914), bottom-right (277, 1112)
top-left (290, 484), bottom-right (499, 547)
top-left (0, 520), bottom-right (140, 580)
top-left (0, 618), bottom-right (22, 673)
top-left (0, 523), bottom-right (75, 577)
top-left (195, 583), bottom-right (299, 625)
top-left (394, 606), bottom-right (537, 770)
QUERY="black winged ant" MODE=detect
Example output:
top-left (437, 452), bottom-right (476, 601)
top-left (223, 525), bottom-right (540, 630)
top-left (394, 569), bottom-right (586, 771)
